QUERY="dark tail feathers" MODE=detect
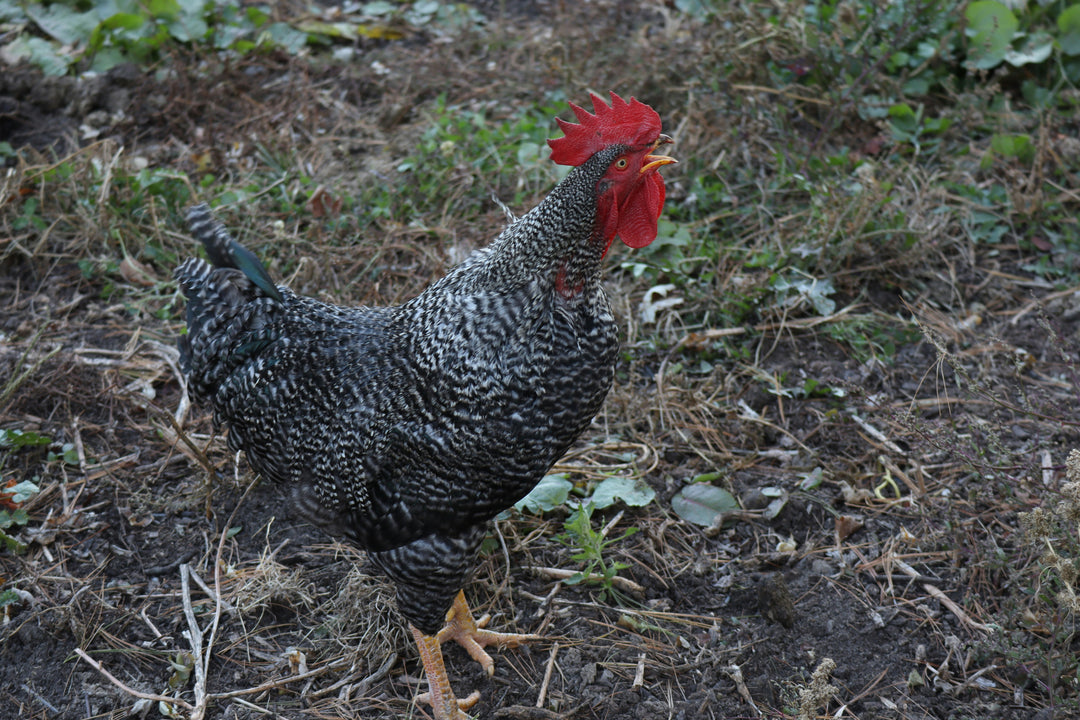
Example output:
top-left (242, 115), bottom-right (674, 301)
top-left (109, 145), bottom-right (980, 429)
top-left (185, 204), bottom-right (283, 304)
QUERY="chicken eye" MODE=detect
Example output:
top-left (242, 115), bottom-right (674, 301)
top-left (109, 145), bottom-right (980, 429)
top-left (615, 158), bottom-right (628, 169)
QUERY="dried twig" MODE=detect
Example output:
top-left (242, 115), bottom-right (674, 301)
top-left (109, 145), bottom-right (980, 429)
top-left (631, 652), bottom-right (646, 690)
top-left (725, 664), bottom-right (760, 718)
top-left (535, 642), bottom-right (558, 708)
top-left (180, 564), bottom-right (211, 719)
top-left (182, 467), bottom-right (261, 718)
top-left (922, 583), bottom-right (994, 633)
top-left (553, 441), bottom-right (658, 479)
top-left (307, 652), bottom-right (399, 700)
top-left (20, 684), bottom-right (60, 714)
top-left (524, 566), bottom-right (645, 594)
top-left (207, 657), bottom-right (351, 700)
top-left (951, 663), bottom-right (1000, 696)
top-left (74, 648), bottom-right (194, 712)
top-left (160, 406), bottom-right (217, 477)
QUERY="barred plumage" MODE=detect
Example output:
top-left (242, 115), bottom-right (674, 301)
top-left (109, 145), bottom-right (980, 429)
top-left (175, 92), bottom-right (674, 720)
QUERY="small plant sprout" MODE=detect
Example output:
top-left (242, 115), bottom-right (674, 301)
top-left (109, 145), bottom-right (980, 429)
top-left (555, 501), bottom-right (638, 602)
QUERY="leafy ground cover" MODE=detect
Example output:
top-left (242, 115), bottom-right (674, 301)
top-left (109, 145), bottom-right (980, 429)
top-left (1, 1), bottom-right (1079, 718)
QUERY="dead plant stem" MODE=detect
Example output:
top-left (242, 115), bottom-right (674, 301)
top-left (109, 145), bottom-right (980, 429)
top-left (74, 647), bottom-right (194, 712)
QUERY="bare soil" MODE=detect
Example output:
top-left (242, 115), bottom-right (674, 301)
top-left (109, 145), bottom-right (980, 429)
top-left (2, 4), bottom-right (1079, 720)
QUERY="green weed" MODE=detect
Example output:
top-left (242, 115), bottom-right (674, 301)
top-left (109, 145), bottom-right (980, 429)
top-left (555, 501), bottom-right (637, 602)
top-left (824, 315), bottom-right (919, 365)
top-left (376, 95), bottom-right (568, 225)
top-left (513, 472), bottom-right (654, 600)
top-left (0, 429), bottom-right (50, 554)
top-left (0, 0), bottom-right (486, 76)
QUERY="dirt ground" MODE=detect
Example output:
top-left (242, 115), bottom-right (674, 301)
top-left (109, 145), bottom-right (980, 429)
top-left (2, 3), bottom-right (1079, 720)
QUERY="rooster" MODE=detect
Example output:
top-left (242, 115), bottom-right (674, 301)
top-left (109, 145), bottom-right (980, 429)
top-left (175, 91), bottom-right (675, 719)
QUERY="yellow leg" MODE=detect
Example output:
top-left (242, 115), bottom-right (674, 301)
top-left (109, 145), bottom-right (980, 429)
top-left (413, 591), bottom-right (540, 717)
top-left (411, 625), bottom-right (479, 720)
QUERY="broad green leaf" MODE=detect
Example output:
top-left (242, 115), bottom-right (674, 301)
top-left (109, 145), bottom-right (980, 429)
top-left (167, 12), bottom-right (208, 42)
top-left (515, 474), bottom-right (573, 513)
top-left (147, 0), bottom-right (181, 18)
top-left (100, 12), bottom-right (146, 32)
top-left (888, 102), bottom-right (917, 131)
top-left (0, 527), bottom-right (27, 553)
top-left (590, 476), bottom-right (655, 509)
top-left (923, 116), bottom-right (952, 135)
top-left (61, 444), bottom-right (80, 465)
top-left (245, 6), bottom-right (270, 27)
top-left (88, 45), bottom-right (129, 72)
top-left (965, 1), bottom-right (1019, 70)
top-left (25, 4), bottom-right (98, 45)
top-left (176, 0), bottom-right (207, 13)
top-left (0, 1), bottom-right (27, 22)
top-left (857, 94), bottom-right (892, 120)
top-left (216, 17), bottom-right (254, 50)
top-left (1005, 31), bottom-right (1053, 66)
top-left (363, 1), bottom-right (398, 15)
top-left (671, 483), bottom-right (739, 526)
top-left (1022, 80), bottom-right (1053, 108)
top-left (804, 280), bottom-right (836, 315)
top-left (903, 76), bottom-right (930, 97)
top-left (1060, 4), bottom-right (1080, 56)
top-left (772, 274), bottom-right (836, 316)
top-left (0, 507), bottom-right (29, 528)
top-left (2, 36), bottom-right (70, 75)
top-left (265, 22), bottom-right (308, 53)
top-left (95, 0), bottom-right (142, 17)
top-left (0, 429), bottom-right (52, 449)
top-left (674, 0), bottom-right (715, 19)
top-left (990, 133), bottom-right (1034, 162)
top-left (296, 20), bottom-right (359, 40)
top-left (5, 480), bottom-right (39, 504)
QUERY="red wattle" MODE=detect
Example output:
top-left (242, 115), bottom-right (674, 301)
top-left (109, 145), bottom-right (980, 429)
top-left (617, 172), bottom-right (666, 249)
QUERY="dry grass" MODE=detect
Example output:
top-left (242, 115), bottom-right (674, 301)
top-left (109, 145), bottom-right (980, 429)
top-left (1, 1), bottom-right (1079, 718)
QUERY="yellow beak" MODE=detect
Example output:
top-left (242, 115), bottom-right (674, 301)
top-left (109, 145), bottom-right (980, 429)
top-left (641, 134), bottom-right (677, 174)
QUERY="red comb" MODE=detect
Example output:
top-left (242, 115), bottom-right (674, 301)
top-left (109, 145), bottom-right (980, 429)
top-left (547, 91), bottom-right (662, 167)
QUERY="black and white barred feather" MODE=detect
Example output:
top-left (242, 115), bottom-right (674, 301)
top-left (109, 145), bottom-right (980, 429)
top-left (175, 144), bottom-right (627, 634)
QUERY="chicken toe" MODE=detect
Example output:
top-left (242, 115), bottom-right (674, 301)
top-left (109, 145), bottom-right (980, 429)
top-left (436, 590), bottom-right (541, 676)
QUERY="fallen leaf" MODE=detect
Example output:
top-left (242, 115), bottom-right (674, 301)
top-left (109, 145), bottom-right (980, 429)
top-left (835, 515), bottom-right (863, 541)
top-left (671, 483), bottom-right (739, 526)
top-left (309, 186), bottom-right (343, 218)
top-left (120, 256), bottom-right (157, 286)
